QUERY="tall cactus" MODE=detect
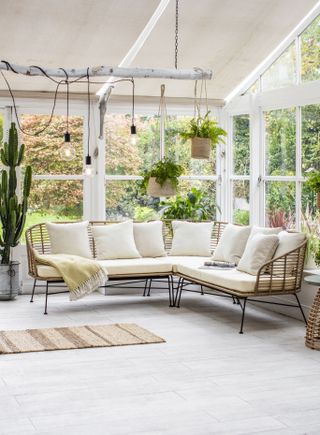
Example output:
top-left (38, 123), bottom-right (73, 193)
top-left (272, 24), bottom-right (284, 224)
top-left (0, 123), bottom-right (32, 264)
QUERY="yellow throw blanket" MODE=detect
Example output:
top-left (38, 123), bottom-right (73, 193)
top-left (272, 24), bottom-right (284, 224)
top-left (34, 252), bottom-right (108, 301)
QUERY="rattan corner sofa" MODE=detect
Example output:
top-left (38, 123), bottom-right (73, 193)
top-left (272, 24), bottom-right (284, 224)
top-left (25, 220), bottom-right (308, 333)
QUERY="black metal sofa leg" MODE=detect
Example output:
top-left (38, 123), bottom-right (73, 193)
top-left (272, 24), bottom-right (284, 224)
top-left (175, 278), bottom-right (184, 308)
top-left (44, 282), bottom-right (49, 315)
top-left (239, 298), bottom-right (247, 334)
top-left (167, 276), bottom-right (173, 307)
top-left (295, 294), bottom-right (308, 325)
top-left (147, 279), bottom-right (152, 297)
top-left (30, 279), bottom-right (37, 303)
top-left (143, 279), bottom-right (149, 297)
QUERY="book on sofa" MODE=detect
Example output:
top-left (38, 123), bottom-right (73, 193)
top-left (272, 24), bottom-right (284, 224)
top-left (199, 261), bottom-right (236, 269)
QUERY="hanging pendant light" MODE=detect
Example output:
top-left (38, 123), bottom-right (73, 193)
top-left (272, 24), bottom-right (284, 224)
top-left (129, 79), bottom-right (138, 145)
top-left (60, 78), bottom-right (76, 161)
top-left (84, 68), bottom-right (93, 176)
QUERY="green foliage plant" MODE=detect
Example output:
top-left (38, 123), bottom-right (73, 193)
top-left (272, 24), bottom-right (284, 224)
top-left (159, 187), bottom-right (216, 221)
top-left (305, 170), bottom-right (320, 192)
top-left (0, 123), bottom-right (32, 264)
top-left (180, 111), bottom-right (227, 147)
top-left (141, 158), bottom-right (183, 191)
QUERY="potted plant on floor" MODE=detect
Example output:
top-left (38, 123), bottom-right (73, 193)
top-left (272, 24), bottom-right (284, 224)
top-left (0, 122), bottom-right (32, 300)
top-left (305, 170), bottom-right (320, 208)
top-left (180, 111), bottom-right (227, 159)
top-left (141, 158), bottom-right (183, 197)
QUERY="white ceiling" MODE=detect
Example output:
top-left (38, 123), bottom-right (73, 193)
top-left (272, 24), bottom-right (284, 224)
top-left (0, 0), bottom-right (318, 100)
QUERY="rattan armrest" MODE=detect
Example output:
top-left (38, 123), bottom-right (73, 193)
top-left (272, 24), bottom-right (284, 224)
top-left (254, 240), bottom-right (307, 294)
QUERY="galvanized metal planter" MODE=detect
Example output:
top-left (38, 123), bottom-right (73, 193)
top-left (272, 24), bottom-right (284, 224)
top-left (0, 261), bottom-right (20, 301)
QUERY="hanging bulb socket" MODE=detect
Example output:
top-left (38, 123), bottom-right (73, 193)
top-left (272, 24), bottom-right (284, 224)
top-left (64, 132), bottom-right (71, 142)
top-left (130, 125), bottom-right (137, 135)
top-left (85, 155), bottom-right (92, 166)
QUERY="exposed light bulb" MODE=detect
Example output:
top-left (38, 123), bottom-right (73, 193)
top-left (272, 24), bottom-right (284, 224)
top-left (130, 124), bottom-right (138, 145)
top-left (84, 155), bottom-right (93, 177)
top-left (60, 132), bottom-right (76, 161)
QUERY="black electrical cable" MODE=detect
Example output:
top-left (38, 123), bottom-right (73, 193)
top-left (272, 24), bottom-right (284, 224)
top-left (86, 67), bottom-right (90, 156)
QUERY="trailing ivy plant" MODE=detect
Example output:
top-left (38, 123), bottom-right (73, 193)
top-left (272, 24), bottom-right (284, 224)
top-left (140, 158), bottom-right (184, 192)
top-left (159, 187), bottom-right (218, 221)
top-left (305, 170), bottom-right (320, 191)
top-left (180, 111), bottom-right (227, 146)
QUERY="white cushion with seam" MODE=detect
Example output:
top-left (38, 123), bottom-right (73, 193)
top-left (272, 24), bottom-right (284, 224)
top-left (170, 221), bottom-right (213, 256)
top-left (237, 234), bottom-right (279, 276)
top-left (133, 221), bottom-right (166, 258)
top-left (212, 224), bottom-right (251, 265)
top-left (248, 225), bottom-right (282, 242)
top-left (274, 231), bottom-right (306, 258)
top-left (46, 221), bottom-right (92, 259)
top-left (98, 258), bottom-right (173, 276)
top-left (92, 221), bottom-right (141, 260)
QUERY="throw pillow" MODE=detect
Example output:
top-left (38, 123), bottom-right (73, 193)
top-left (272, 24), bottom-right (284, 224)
top-left (91, 221), bottom-right (141, 260)
top-left (212, 224), bottom-right (251, 265)
top-left (248, 225), bottom-right (282, 242)
top-left (133, 221), bottom-right (167, 257)
top-left (237, 234), bottom-right (279, 276)
top-left (46, 221), bottom-right (92, 258)
top-left (274, 231), bottom-right (306, 259)
top-left (170, 221), bottom-right (213, 256)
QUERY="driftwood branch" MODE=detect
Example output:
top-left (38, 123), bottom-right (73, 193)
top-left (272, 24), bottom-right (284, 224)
top-left (0, 63), bottom-right (212, 80)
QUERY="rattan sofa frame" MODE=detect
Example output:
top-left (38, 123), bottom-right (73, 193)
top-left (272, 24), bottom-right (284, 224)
top-left (25, 220), bottom-right (307, 333)
top-left (25, 220), bottom-right (226, 315)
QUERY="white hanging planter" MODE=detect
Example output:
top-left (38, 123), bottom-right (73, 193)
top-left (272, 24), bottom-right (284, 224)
top-left (191, 137), bottom-right (211, 159)
top-left (147, 178), bottom-right (177, 197)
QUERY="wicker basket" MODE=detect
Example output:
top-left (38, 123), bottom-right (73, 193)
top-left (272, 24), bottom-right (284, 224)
top-left (191, 137), bottom-right (211, 159)
top-left (306, 288), bottom-right (320, 350)
top-left (147, 177), bottom-right (177, 197)
top-left (317, 192), bottom-right (320, 209)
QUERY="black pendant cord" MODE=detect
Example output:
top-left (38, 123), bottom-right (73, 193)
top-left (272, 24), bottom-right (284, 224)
top-left (131, 78), bottom-right (135, 127)
top-left (86, 67), bottom-right (91, 158)
top-left (60, 68), bottom-right (70, 134)
top-left (175, 0), bottom-right (179, 69)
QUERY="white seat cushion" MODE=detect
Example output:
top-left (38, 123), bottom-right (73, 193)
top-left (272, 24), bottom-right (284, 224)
top-left (37, 265), bottom-right (62, 279)
top-left (98, 258), bottom-right (173, 276)
top-left (176, 263), bottom-right (257, 293)
top-left (167, 256), bottom-right (211, 273)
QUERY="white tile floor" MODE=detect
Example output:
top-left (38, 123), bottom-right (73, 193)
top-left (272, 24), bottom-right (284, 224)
top-left (0, 286), bottom-right (320, 435)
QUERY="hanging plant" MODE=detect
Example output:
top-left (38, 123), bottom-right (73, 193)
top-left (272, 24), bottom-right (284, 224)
top-left (141, 158), bottom-right (184, 197)
top-left (180, 111), bottom-right (227, 159)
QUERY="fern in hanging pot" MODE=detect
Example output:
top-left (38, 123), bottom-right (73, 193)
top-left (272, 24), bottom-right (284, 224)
top-left (141, 158), bottom-right (184, 197)
top-left (180, 111), bottom-right (227, 159)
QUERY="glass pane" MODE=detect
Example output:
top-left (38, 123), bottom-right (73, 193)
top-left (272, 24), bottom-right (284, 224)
top-left (233, 115), bottom-right (250, 175)
top-left (105, 180), bottom-right (160, 220)
top-left (21, 115), bottom-right (84, 175)
top-left (233, 180), bottom-right (250, 225)
top-left (26, 180), bottom-right (83, 229)
top-left (261, 42), bottom-right (296, 91)
top-left (301, 15), bottom-right (320, 82)
top-left (301, 104), bottom-right (320, 174)
top-left (265, 108), bottom-right (296, 176)
top-left (265, 181), bottom-right (296, 228)
top-left (105, 114), bottom-right (160, 175)
top-left (301, 181), bottom-right (318, 222)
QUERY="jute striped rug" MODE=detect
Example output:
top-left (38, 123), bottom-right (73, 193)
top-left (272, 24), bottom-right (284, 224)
top-left (0, 323), bottom-right (165, 354)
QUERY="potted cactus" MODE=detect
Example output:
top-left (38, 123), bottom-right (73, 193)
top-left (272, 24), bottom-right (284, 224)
top-left (0, 123), bottom-right (32, 300)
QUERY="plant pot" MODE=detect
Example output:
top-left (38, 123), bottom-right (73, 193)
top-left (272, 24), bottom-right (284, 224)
top-left (317, 192), bottom-right (320, 208)
top-left (147, 177), bottom-right (177, 197)
top-left (191, 137), bottom-right (211, 159)
top-left (0, 261), bottom-right (20, 301)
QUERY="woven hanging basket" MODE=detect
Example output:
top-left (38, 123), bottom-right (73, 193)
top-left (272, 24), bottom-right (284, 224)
top-left (147, 177), bottom-right (177, 197)
top-left (191, 137), bottom-right (211, 159)
top-left (317, 192), bottom-right (320, 208)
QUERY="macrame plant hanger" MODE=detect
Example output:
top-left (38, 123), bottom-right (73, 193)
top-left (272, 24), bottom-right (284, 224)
top-left (192, 76), bottom-right (211, 159)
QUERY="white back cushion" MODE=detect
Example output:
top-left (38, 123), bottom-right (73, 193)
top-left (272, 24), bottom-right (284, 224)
top-left (237, 234), bottom-right (279, 276)
top-left (274, 231), bottom-right (306, 258)
top-left (92, 221), bottom-right (141, 260)
top-left (248, 225), bottom-right (282, 242)
top-left (46, 221), bottom-right (92, 258)
top-left (212, 224), bottom-right (251, 265)
top-left (133, 221), bottom-right (166, 257)
top-left (170, 221), bottom-right (213, 256)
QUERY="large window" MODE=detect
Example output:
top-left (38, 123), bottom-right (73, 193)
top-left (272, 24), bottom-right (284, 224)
top-left (261, 43), bottom-right (296, 91)
top-left (301, 15), bottom-right (320, 82)
top-left (105, 112), bottom-right (217, 221)
top-left (21, 114), bottom-right (85, 228)
top-left (231, 115), bottom-right (250, 224)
